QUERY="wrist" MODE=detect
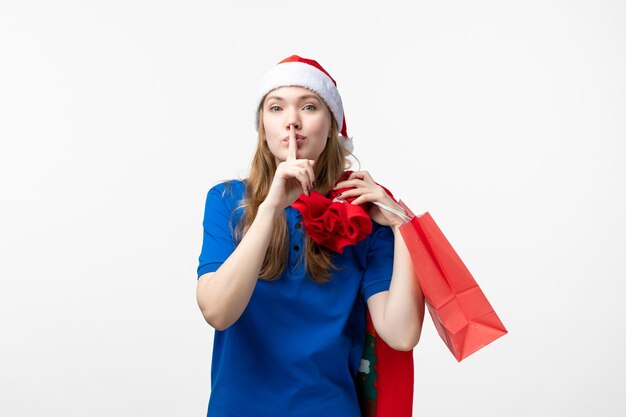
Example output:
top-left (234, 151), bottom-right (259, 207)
top-left (390, 222), bottom-right (404, 233)
top-left (258, 201), bottom-right (281, 220)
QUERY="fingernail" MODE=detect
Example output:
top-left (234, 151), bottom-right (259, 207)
top-left (336, 193), bottom-right (342, 198)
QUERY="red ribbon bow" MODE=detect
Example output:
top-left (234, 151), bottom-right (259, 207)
top-left (290, 171), bottom-right (395, 253)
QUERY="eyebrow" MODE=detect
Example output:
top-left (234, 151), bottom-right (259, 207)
top-left (265, 94), bottom-right (321, 103)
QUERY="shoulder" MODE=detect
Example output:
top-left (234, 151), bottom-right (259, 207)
top-left (203, 179), bottom-right (247, 219)
top-left (349, 222), bottom-right (394, 265)
top-left (368, 222), bottom-right (394, 246)
top-left (206, 179), bottom-right (246, 204)
top-left (208, 179), bottom-right (246, 197)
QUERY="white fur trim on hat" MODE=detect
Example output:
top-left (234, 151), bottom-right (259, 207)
top-left (340, 135), bottom-right (353, 153)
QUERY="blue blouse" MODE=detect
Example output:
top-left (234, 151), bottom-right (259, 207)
top-left (198, 180), bottom-right (394, 417)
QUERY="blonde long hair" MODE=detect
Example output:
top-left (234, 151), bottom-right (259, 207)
top-left (234, 102), bottom-right (351, 284)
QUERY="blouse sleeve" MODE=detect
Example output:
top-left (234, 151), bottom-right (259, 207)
top-left (359, 224), bottom-right (395, 301)
top-left (197, 183), bottom-right (240, 278)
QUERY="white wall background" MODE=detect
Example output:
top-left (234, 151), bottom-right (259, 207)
top-left (1, 1), bottom-right (624, 416)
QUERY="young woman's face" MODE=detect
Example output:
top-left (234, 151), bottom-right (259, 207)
top-left (262, 86), bottom-right (333, 163)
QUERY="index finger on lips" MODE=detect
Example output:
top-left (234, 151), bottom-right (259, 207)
top-left (287, 125), bottom-right (297, 161)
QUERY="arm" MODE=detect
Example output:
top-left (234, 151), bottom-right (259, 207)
top-left (332, 170), bottom-right (425, 351)
top-left (367, 224), bottom-right (425, 351)
top-left (196, 202), bottom-right (279, 331)
top-left (197, 125), bottom-right (315, 331)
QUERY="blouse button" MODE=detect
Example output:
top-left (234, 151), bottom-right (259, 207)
top-left (293, 245), bottom-right (300, 251)
top-left (295, 223), bottom-right (302, 230)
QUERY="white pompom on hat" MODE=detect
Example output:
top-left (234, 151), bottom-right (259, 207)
top-left (253, 55), bottom-right (353, 153)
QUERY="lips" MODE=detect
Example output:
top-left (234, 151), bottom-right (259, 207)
top-left (282, 134), bottom-right (306, 143)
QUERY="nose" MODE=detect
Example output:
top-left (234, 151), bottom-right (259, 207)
top-left (285, 108), bottom-right (301, 130)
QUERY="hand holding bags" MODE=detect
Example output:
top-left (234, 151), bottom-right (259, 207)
top-left (398, 201), bottom-right (507, 362)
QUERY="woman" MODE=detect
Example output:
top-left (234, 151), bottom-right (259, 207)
top-left (196, 55), bottom-right (425, 417)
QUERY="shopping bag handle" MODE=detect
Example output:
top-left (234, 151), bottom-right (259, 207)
top-left (372, 201), bottom-right (413, 224)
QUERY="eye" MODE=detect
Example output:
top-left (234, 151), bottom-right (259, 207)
top-left (269, 105), bottom-right (282, 112)
top-left (303, 104), bottom-right (317, 111)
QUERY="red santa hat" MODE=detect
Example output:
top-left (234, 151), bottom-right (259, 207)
top-left (253, 55), bottom-right (353, 153)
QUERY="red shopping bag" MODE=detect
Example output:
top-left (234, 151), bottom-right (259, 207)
top-left (398, 202), bottom-right (507, 362)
